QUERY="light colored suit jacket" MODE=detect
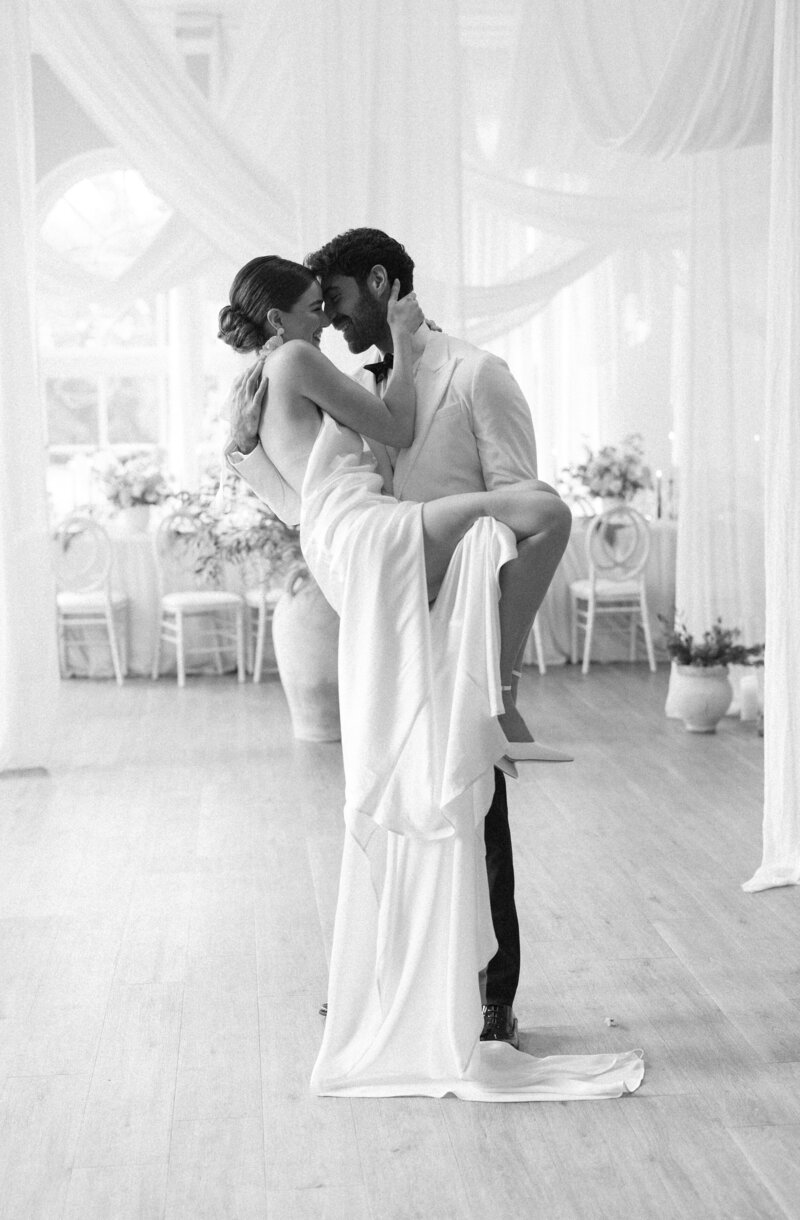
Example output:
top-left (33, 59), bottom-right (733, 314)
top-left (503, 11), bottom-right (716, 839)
top-left (229, 328), bottom-right (538, 519)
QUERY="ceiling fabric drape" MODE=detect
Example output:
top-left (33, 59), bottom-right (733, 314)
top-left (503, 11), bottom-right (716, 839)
top-left (549, 0), bottom-right (773, 157)
top-left (30, 0), bottom-right (299, 259)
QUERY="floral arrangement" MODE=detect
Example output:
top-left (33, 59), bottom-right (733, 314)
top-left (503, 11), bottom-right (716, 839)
top-left (175, 488), bottom-right (303, 588)
top-left (96, 451), bottom-right (173, 509)
top-left (562, 433), bottom-right (652, 501)
top-left (658, 615), bottom-right (763, 668)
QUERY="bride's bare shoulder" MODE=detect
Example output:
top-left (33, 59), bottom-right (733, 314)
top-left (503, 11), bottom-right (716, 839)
top-left (266, 339), bottom-right (324, 383)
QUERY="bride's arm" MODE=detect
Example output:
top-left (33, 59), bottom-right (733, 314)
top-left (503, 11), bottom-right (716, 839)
top-left (274, 282), bottom-right (422, 447)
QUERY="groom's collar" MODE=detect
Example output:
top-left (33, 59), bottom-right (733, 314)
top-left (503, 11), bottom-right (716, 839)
top-left (367, 322), bottom-right (443, 374)
top-left (371, 321), bottom-right (431, 364)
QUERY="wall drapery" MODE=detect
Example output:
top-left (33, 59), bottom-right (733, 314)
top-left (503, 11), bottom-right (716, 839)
top-left (0, 0), bottom-right (59, 772)
top-left (743, 0), bottom-right (800, 892)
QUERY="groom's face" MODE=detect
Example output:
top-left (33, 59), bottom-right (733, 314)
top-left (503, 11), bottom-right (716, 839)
top-left (322, 274), bottom-right (386, 354)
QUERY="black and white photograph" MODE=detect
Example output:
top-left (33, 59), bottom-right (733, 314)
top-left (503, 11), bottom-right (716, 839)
top-left (0, 0), bottom-right (797, 1216)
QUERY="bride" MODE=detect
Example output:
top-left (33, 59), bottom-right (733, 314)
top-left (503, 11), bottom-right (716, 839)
top-left (218, 255), bottom-right (644, 1100)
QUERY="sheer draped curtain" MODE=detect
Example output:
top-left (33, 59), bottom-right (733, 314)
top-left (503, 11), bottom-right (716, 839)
top-left (743, 0), bottom-right (800, 892)
top-left (0, 0), bottom-right (58, 772)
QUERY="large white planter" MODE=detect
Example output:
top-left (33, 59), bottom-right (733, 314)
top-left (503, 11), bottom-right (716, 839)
top-left (672, 664), bottom-right (733, 733)
top-left (271, 566), bottom-right (341, 742)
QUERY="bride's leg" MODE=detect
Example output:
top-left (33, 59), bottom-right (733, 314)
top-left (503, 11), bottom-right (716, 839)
top-left (420, 481), bottom-right (568, 598)
top-left (496, 533), bottom-right (568, 743)
top-left (421, 483), bottom-right (571, 741)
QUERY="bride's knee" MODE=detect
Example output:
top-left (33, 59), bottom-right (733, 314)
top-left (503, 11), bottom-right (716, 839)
top-left (533, 495), bottom-right (572, 548)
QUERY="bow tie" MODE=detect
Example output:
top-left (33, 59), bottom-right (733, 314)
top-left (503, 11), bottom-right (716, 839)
top-left (363, 353), bottom-right (394, 383)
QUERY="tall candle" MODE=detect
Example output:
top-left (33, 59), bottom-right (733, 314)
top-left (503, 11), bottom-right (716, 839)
top-left (739, 674), bottom-right (759, 722)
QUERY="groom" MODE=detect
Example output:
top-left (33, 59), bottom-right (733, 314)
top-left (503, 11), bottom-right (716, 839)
top-left (228, 228), bottom-right (556, 1048)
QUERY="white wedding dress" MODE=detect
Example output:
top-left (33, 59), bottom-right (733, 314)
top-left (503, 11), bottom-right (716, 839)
top-left (299, 414), bottom-right (644, 1100)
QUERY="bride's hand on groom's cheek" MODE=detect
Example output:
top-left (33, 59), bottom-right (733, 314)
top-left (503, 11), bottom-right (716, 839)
top-left (230, 360), bottom-right (268, 455)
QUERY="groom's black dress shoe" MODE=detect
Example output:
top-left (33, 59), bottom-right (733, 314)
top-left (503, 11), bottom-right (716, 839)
top-left (480, 1004), bottom-right (519, 1048)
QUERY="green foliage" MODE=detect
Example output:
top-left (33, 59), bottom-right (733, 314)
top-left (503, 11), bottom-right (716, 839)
top-left (174, 488), bottom-right (303, 589)
top-left (658, 614), bottom-right (763, 668)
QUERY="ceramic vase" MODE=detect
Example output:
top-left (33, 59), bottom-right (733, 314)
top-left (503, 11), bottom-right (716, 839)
top-left (120, 504), bottom-right (151, 533)
top-left (672, 664), bottom-right (733, 733)
top-left (271, 564), bottom-right (341, 741)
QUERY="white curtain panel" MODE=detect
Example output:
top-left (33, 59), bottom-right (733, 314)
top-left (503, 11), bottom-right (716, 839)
top-left (673, 147), bottom-right (768, 645)
top-left (0, 0), bottom-right (59, 773)
top-left (743, 0), bottom-right (800, 893)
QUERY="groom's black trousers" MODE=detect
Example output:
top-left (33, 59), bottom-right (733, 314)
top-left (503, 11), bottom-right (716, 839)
top-left (483, 768), bottom-right (520, 1006)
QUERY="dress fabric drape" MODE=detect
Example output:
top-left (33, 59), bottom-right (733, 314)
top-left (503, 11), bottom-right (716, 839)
top-left (301, 415), bottom-right (644, 1099)
top-left (0, 0), bottom-right (59, 772)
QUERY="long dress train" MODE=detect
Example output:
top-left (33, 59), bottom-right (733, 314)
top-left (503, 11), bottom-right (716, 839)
top-left (300, 415), bottom-right (644, 1100)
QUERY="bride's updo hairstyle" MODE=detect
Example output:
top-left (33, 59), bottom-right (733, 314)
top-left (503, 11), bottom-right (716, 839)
top-left (218, 255), bottom-right (317, 353)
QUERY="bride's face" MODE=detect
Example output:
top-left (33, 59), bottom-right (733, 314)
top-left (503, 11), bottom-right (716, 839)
top-left (281, 283), bottom-right (330, 348)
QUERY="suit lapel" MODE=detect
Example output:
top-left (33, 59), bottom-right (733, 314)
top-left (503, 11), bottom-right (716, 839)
top-left (393, 334), bottom-right (457, 500)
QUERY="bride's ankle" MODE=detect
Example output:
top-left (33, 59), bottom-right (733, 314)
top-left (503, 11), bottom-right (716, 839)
top-left (498, 705), bottom-right (535, 744)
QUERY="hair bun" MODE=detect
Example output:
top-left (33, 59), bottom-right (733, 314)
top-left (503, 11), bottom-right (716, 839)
top-left (218, 303), bottom-right (264, 353)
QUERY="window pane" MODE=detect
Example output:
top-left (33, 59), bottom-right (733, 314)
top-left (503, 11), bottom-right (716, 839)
top-left (107, 376), bottom-right (160, 444)
top-left (45, 377), bottom-right (99, 446)
top-left (41, 297), bottom-right (161, 350)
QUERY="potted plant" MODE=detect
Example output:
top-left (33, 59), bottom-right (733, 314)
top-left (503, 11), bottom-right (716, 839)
top-left (96, 451), bottom-right (173, 531)
top-left (180, 489), bottom-right (303, 590)
top-left (562, 433), bottom-right (652, 508)
top-left (660, 615), bottom-right (763, 733)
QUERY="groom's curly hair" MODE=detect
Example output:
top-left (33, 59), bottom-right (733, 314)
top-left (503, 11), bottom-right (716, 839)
top-left (305, 228), bottom-right (415, 296)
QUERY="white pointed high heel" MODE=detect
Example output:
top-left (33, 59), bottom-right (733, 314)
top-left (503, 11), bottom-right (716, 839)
top-left (504, 740), bottom-right (574, 763)
top-left (501, 677), bottom-right (574, 763)
top-left (495, 755), bottom-right (519, 780)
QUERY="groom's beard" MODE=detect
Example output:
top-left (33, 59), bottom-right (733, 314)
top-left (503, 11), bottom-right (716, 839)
top-left (337, 291), bottom-right (386, 354)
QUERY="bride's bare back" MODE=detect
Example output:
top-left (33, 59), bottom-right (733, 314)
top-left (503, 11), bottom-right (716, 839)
top-left (255, 346), bottom-right (325, 505)
top-left (251, 336), bottom-right (419, 505)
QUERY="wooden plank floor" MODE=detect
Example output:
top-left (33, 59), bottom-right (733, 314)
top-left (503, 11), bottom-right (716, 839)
top-left (0, 664), bottom-right (797, 1219)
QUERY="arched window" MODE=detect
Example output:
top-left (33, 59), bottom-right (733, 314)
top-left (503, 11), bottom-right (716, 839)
top-left (37, 151), bottom-right (173, 509)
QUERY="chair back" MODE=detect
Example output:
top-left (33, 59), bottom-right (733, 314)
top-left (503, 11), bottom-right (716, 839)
top-left (154, 509), bottom-right (214, 594)
top-left (53, 514), bottom-right (113, 593)
top-left (584, 505), bottom-right (650, 582)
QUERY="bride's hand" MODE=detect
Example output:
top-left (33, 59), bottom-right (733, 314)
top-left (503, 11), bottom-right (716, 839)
top-left (227, 358), bottom-right (268, 456)
top-left (387, 279), bottom-right (424, 336)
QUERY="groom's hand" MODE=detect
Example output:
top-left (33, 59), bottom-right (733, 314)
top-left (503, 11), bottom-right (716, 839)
top-left (228, 359), bottom-right (267, 456)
